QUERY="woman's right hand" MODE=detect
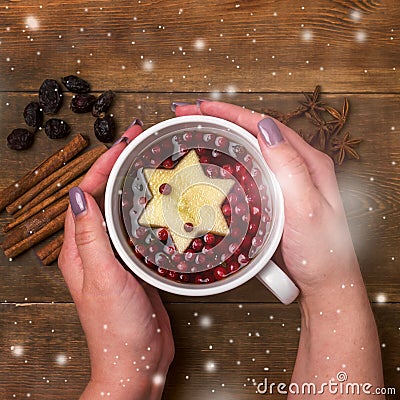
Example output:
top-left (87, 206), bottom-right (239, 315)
top-left (173, 101), bottom-right (364, 302)
top-left (173, 101), bottom-right (385, 398)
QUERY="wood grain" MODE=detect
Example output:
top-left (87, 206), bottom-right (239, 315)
top-left (0, 1), bottom-right (398, 397)
top-left (0, 1), bottom-right (399, 93)
top-left (0, 303), bottom-right (398, 399)
top-left (0, 93), bottom-right (399, 302)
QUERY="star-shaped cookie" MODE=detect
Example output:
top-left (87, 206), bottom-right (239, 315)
top-left (138, 150), bottom-right (235, 252)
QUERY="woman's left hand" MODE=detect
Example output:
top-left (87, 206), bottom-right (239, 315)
top-left (59, 122), bottom-right (175, 400)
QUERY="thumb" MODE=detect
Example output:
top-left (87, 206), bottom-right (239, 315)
top-left (69, 187), bottom-right (118, 283)
top-left (257, 118), bottom-right (318, 208)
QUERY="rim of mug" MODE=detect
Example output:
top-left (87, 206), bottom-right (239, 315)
top-left (105, 115), bottom-right (284, 296)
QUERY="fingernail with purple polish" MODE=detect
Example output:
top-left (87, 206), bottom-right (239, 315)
top-left (171, 101), bottom-right (192, 112)
top-left (69, 187), bottom-right (87, 217)
top-left (111, 136), bottom-right (129, 148)
top-left (128, 118), bottom-right (144, 129)
top-left (196, 99), bottom-right (209, 108)
top-left (257, 118), bottom-right (285, 147)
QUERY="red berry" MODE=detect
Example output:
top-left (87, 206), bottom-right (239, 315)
top-left (184, 222), bottom-right (194, 232)
top-left (183, 132), bottom-right (192, 141)
top-left (252, 236), bottom-right (264, 247)
top-left (164, 245), bottom-right (175, 255)
top-left (157, 228), bottom-right (169, 242)
top-left (191, 238), bottom-right (203, 252)
top-left (134, 244), bottom-right (145, 259)
top-left (171, 252), bottom-right (182, 263)
top-left (195, 274), bottom-right (213, 284)
top-left (151, 145), bottom-right (161, 155)
top-left (222, 164), bottom-right (234, 175)
top-left (185, 250), bottom-right (196, 262)
top-left (215, 136), bottom-right (228, 148)
top-left (227, 193), bottom-right (238, 204)
top-left (227, 260), bottom-right (240, 273)
top-left (177, 261), bottom-right (188, 272)
top-left (213, 266), bottom-right (227, 280)
top-left (248, 222), bottom-right (258, 234)
top-left (139, 196), bottom-right (147, 205)
top-left (157, 267), bottom-right (168, 276)
top-left (179, 273), bottom-right (189, 282)
top-left (203, 233), bottom-right (215, 245)
top-left (243, 154), bottom-right (252, 165)
top-left (235, 163), bottom-right (246, 176)
top-left (229, 243), bottom-right (239, 253)
top-left (144, 257), bottom-right (154, 267)
top-left (163, 159), bottom-right (174, 169)
top-left (205, 165), bottom-right (219, 178)
top-left (222, 203), bottom-right (231, 216)
top-left (202, 244), bottom-right (214, 255)
top-left (234, 203), bottom-right (247, 216)
top-left (196, 147), bottom-right (207, 155)
top-left (238, 253), bottom-right (249, 265)
top-left (159, 183), bottom-right (172, 195)
top-left (195, 253), bottom-right (206, 264)
top-left (167, 270), bottom-right (178, 280)
top-left (199, 155), bottom-right (209, 164)
top-left (135, 226), bottom-right (147, 239)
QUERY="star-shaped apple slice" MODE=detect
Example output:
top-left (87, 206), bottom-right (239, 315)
top-left (138, 150), bottom-right (235, 253)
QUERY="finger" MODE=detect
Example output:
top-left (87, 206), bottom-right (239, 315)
top-left (69, 187), bottom-right (125, 289)
top-left (199, 101), bottom-right (341, 207)
top-left (58, 207), bottom-right (84, 297)
top-left (257, 118), bottom-right (323, 212)
top-left (80, 119), bottom-right (144, 198)
top-left (171, 102), bottom-right (201, 116)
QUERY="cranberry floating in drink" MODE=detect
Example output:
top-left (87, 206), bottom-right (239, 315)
top-left (106, 116), bottom-right (299, 303)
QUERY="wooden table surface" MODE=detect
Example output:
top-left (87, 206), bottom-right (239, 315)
top-left (1, 1), bottom-right (399, 398)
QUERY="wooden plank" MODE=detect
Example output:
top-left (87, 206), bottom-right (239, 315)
top-left (0, 303), bottom-right (398, 399)
top-left (0, 1), bottom-right (399, 93)
top-left (0, 92), bottom-right (399, 303)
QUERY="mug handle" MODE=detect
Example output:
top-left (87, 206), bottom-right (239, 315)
top-left (256, 260), bottom-right (300, 305)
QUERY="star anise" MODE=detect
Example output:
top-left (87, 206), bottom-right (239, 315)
top-left (305, 110), bottom-right (332, 151)
top-left (330, 132), bottom-right (362, 165)
top-left (325, 98), bottom-right (349, 135)
top-left (299, 85), bottom-right (325, 114)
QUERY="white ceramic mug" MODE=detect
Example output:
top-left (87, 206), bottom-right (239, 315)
top-left (105, 116), bottom-right (299, 304)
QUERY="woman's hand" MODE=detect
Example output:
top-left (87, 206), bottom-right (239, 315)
top-left (173, 100), bottom-right (384, 398)
top-left (59, 121), bottom-right (174, 400)
top-left (173, 101), bottom-right (362, 300)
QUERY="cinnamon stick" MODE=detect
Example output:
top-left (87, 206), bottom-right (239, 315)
top-left (4, 211), bottom-right (66, 259)
top-left (1, 197), bottom-right (69, 250)
top-left (0, 134), bottom-right (88, 212)
top-left (36, 233), bottom-right (64, 266)
top-left (4, 176), bottom-right (83, 232)
top-left (6, 145), bottom-right (107, 215)
top-left (42, 246), bottom-right (63, 266)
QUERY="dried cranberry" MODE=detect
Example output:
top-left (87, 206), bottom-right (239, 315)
top-left (191, 238), bottom-right (203, 252)
top-left (159, 183), bottom-right (171, 195)
top-left (44, 118), bottom-right (71, 139)
top-left (163, 159), bottom-right (174, 169)
top-left (39, 79), bottom-right (63, 114)
top-left (61, 75), bottom-right (90, 93)
top-left (7, 128), bottom-right (34, 150)
top-left (23, 102), bottom-right (43, 130)
top-left (157, 228), bottom-right (169, 242)
top-left (94, 115), bottom-right (116, 143)
top-left (214, 266), bottom-right (228, 280)
top-left (184, 222), bottom-right (194, 232)
top-left (70, 94), bottom-right (97, 113)
top-left (203, 233), bottom-right (215, 245)
top-left (92, 90), bottom-right (115, 117)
